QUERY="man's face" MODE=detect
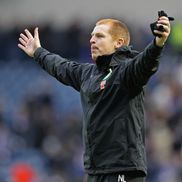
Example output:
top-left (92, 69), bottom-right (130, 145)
top-left (90, 24), bottom-right (117, 61)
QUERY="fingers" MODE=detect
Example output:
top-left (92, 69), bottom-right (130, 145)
top-left (18, 29), bottom-right (31, 53)
top-left (19, 37), bottom-right (27, 46)
top-left (157, 20), bottom-right (170, 29)
top-left (34, 27), bottom-right (39, 40)
top-left (155, 16), bottom-right (171, 35)
top-left (154, 27), bottom-right (169, 37)
top-left (158, 20), bottom-right (170, 27)
top-left (18, 29), bottom-right (33, 49)
top-left (18, 32), bottom-right (29, 50)
top-left (158, 16), bottom-right (169, 20)
top-left (20, 33), bottom-right (29, 42)
top-left (19, 30), bottom-right (32, 48)
top-left (18, 33), bottom-right (28, 51)
top-left (158, 16), bottom-right (170, 27)
top-left (155, 24), bottom-right (170, 33)
top-left (18, 43), bottom-right (26, 52)
top-left (24, 29), bottom-right (33, 39)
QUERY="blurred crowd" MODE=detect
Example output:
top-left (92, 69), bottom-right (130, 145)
top-left (0, 19), bottom-right (181, 182)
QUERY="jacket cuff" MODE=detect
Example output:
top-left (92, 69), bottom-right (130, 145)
top-left (33, 47), bottom-right (45, 61)
top-left (148, 39), bottom-right (164, 57)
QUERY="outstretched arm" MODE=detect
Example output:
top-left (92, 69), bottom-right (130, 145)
top-left (121, 16), bottom-right (171, 91)
top-left (18, 27), bottom-right (41, 57)
top-left (18, 27), bottom-right (90, 91)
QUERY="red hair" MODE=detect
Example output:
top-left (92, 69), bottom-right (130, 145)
top-left (96, 19), bottom-right (130, 46)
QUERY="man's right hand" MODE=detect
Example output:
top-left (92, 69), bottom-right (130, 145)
top-left (18, 27), bottom-right (41, 57)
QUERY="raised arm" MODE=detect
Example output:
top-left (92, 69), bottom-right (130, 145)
top-left (18, 28), bottom-right (91, 91)
top-left (121, 16), bottom-right (171, 92)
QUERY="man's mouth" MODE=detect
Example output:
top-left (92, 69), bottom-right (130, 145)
top-left (91, 46), bottom-right (99, 53)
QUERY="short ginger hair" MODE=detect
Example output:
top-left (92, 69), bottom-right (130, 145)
top-left (96, 18), bottom-right (130, 46)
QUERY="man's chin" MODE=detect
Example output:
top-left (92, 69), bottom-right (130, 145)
top-left (91, 55), bottom-right (98, 62)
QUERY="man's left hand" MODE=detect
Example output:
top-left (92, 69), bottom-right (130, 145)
top-left (155, 16), bottom-right (171, 47)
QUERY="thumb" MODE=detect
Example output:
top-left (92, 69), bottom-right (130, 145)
top-left (34, 27), bottom-right (39, 40)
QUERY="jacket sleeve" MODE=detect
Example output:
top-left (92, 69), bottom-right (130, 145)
top-left (34, 47), bottom-right (87, 91)
top-left (122, 40), bottom-right (163, 91)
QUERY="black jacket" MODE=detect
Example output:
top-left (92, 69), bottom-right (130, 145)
top-left (34, 41), bottom-right (163, 176)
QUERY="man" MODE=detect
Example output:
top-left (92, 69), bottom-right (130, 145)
top-left (18, 15), bottom-right (171, 182)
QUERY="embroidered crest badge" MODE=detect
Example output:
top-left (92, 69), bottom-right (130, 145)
top-left (100, 68), bottom-right (112, 90)
top-left (100, 80), bottom-right (106, 90)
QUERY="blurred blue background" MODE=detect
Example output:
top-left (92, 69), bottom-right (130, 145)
top-left (0, 0), bottom-right (181, 182)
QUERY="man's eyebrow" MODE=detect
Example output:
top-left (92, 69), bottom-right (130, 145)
top-left (91, 32), bottom-right (104, 36)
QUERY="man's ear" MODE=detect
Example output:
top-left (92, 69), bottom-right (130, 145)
top-left (115, 38), bottom-right (125, 49)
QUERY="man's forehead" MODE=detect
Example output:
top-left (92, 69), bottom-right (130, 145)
top-left (91, 24), bottom-right (110, 35)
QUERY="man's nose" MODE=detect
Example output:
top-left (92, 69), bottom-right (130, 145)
top-left (90, 36), bottom-right (96, 44)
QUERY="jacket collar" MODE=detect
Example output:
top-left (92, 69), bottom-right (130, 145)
top-left (96, 54), bottom-right (113, 72)
top-left (95, 45), bottom-right (139, 72)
